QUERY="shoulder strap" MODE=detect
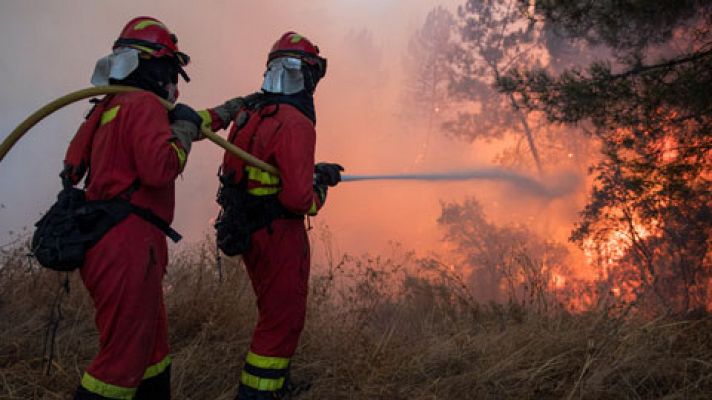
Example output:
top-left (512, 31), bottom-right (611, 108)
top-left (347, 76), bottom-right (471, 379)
top-left (63, 96), bottom-right (114, 185)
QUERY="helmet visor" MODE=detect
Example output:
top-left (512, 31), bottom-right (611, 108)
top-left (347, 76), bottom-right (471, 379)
top-left (114, 38), bottom-right (191, 81)
top-left (268, 50), bottom-right (327, 79)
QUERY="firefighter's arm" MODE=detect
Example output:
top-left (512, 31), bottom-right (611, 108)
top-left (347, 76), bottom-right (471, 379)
top-left (127, 94), bottom-right (186, 187)
top-left (199, 92), bottom-right (262, 132)
top-left (275, 118), bottom-right (323, 215)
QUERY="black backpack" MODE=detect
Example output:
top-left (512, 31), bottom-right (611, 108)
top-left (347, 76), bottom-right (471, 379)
top-left (32, 180), bottom-right (181, 271)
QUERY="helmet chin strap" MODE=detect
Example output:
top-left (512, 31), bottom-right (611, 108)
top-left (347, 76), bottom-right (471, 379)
top-left (165, 83), bottom-right (179, 103)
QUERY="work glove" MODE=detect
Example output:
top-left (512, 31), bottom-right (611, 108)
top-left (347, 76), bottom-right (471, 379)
top-left (314, 163), bottom-right (344, 187)
top-left (314, 182), bottom-right (328, 207)
top-left (169, 103), bottom-right (202, 154)
top-left (169, 103), bottom-right (203, 131)
top-left (211, 92), bottom-right (263, 128)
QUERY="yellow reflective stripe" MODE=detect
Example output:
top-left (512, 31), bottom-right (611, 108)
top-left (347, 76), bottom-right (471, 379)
top-left (245, 351), bottom-right (290, 370)
top-left (170, 141), bottom-right (187, 170)
top-left (143, 355), bottom-right (171, 380)
top-left (245, 165), bottom-right (280, 185)
top-left (248, 187), bottom-right (280, 196)
top-left (81, 372), bottom-right (136, 400)
top-left (133, 20), bottom-right (167, 31)
top-left (197, 109), bottom-right (213, 132)
top-left (100, 105), bottom-right (121, 126)
top-left (128, 44), bottom-right (158, 55)
top-left (308, 200), bottom-right (318, 216)
top-left (240, 371), bottom-right (285, 391)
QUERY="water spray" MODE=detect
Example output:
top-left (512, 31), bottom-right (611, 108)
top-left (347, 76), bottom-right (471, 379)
top-left (1, 86), bottom-right (577, 198)
top-left (342, 169), bottom-right (578, 197)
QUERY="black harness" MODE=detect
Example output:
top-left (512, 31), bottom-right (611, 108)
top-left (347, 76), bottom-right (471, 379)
top-left (214, 95), bottom-right (309, 257)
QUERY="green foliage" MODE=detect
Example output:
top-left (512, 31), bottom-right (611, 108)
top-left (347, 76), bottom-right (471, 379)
top-left (532, 0), bottom-right (711, 55)
top-left (445, 0), bottom-right (548, 172)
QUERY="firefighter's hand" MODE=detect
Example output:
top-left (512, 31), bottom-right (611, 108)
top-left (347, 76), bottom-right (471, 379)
top-left (314, 163), bottom-right (344, 187)
top-left (314, 183), bottom-right (328, 206)
top-left (170, 120), bottom-right (198, 154)
top-left (214, 92), bottom-right (263, 127)
top-left (169, 103), bottom-right (202, 134)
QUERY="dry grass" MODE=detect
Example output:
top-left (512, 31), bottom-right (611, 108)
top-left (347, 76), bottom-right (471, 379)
top-left (1, 240), bottom-right (712, 399)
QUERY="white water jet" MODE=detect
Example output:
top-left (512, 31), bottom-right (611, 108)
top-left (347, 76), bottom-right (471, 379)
top-left (342, 168), bottom-right (580, 198)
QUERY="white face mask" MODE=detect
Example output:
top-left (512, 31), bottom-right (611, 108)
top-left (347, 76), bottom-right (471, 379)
top-left (90, 47), bottom-right (141, 87)
top-left (261, 57), bottom-right (305, 95)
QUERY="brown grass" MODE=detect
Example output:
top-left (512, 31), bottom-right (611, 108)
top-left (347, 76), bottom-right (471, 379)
top-left (1, 240), bottom-right (712, 399)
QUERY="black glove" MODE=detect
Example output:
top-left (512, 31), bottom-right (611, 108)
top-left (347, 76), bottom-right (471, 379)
top-left (314, 183), bottom-right (328, 206)
top-left (169, 103), bottom-right (202, 130)
top-left (314, 163), bottom-right (344, 187)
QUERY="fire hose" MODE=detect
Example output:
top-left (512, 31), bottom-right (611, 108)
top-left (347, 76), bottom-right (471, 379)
top-left (0, 86), bottom-right (279, 175)
top-left (0, 86), bottom-right (567, 195)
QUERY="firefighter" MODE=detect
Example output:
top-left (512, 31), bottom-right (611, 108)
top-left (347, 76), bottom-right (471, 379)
top-left (212, 32), bottom-right (343, 399)
top-left (66, 17), bottom-right (244, 399)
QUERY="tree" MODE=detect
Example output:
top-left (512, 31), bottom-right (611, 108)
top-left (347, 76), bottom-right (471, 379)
top-left (439, 197), bottom-right (571, 307)
top-left (446, 0), bottom-right (547, 174)
top-left (401, 6), bottom-right (458, 163)
top-left (499, 0), bottom-right (712, 313)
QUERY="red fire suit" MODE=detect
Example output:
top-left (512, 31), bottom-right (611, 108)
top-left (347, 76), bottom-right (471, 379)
top-left (64, 91), bottom-right (185, 399)
top-left (215, 102), bottom-right (322, 394)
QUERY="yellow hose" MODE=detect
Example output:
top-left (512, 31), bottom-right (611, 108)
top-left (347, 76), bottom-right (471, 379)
top-left (0, 85), bottom-right (280, 176)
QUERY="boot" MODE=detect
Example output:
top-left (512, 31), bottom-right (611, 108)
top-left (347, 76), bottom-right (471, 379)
top-left (235, 383), bottom-right (278, 400)
top-left (73, 385), bottom-right (112, 400)
top-left (135, 365), bottom-right (171, 400)
top-left (277, 372), bottom-right (311, 399)
top-left (234, 377), bottom-right (312, 400)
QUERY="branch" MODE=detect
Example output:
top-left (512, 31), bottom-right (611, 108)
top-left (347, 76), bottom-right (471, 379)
top-left (605, 47), bottom-right (712, 81)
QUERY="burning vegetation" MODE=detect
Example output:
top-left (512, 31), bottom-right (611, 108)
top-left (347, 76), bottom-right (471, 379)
top-left (1, 0), bottom-right (711, 398)
top-left (2, 242), bottom-right (712, 399)
top-left (399, 0), bottom-right (712, 315)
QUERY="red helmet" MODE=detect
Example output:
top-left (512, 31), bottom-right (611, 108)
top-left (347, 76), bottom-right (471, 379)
top-left (268, 32), bottom-right (326, 77)
top-left (114, 17), bottom-right (190, 67)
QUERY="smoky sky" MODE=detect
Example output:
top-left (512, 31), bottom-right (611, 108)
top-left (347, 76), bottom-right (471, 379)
top-left (0, 0), bottom-right (586, 263)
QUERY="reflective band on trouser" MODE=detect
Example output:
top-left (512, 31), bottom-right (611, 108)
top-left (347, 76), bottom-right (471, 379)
top-left (81, 372), bottom-right (136, 400)
top-left (143, 355), bottom-right (172, 380)
top-left (169, 141), bottom-right (187, 170)
top-left (245, 165), bottom-right (280, 196)
top-left (101, 105), bottom-right (121, 126)
top-left (240, 351), bottom-right (289, 392)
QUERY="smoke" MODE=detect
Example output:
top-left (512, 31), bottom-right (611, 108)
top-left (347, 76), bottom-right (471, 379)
top-left (0, 1), bottom-right (588, 266)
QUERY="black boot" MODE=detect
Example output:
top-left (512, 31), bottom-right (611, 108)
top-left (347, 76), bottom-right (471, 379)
top-left (135, 365), bottom-right (171, 400)
top-left (234, 378), bottom-right (312, 400)
top-left (74, 385), bottom-right (112, 400)
top-left (235, 383), bottom-right (277, 400)
top-left (276, 372), bottom-right (311, 400)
